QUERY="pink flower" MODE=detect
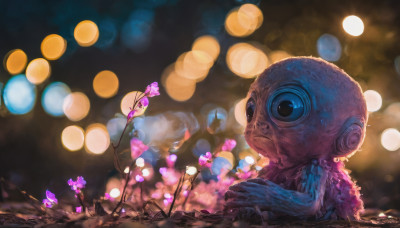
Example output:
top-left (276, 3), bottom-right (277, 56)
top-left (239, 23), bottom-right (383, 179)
top-left (42, 190), bottom-right (58, 208)
top-left (68, 176), bottom-right (86, 194)
top-left (76, 206), bottom-right (82, 213)
top-left (130, 138), bottom-right (148, 160)
top-left (199, 152), bottom-right (212, 167)
top-left (159, 167), bottom-right (168, 176)
top-left (135, 175), bottom-right (144, 182)
top-left (104, 193), bottom-right (111, 200)
top-left (139, 96), bottom-right (149, 108)
top-left (163, 193), bottom-right (173, 206)
top-left (221, 139), bottom-right (236, 151)
top-left (166, 154), bottom-right (177, 168)
top-left (145, 82), bottom-right (160, 97)
top-left (127, 109), bottom-right (136, 122)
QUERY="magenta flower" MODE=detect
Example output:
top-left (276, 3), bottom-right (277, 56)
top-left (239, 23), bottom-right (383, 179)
top-left (139, 96), bottom-right (149, 108)
top-left (130, 138), bottom-right (148, 160)
top-left (163, 193), bottom-right (173, 206)
top-left (135, 174), bottom-right (144, 182)
top-left (42, 190), bottom-right (58, 208)
top-left (199, 152), bottom-right (212, 167)
top-left (127, 109), bottom-right (136, 122)
top-left (166, 154), bottom-right (177, 168)
top-left (68, 176), bottom-right (86, 194)
top-left (159, 167), bottom-right (168, 176)
top-left (221, 139), bottom-right (237, 151)
top-left (76, 206), bottom-right (82, 213)
top-left (145, 82), bottom-right (160, 97)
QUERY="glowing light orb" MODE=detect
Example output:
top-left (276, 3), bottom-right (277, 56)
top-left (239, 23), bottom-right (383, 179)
top-left (192, 35), bottom-right (220, 62)
top-left (85, 123), bottom-right (110, 155)
top-left (218, 151), bottom-right (235, 166)
top-left (26, 58), bottom-right (51, 85)
top-left (207, 107), bottom-right (228, 134)
top-left (186, 166), bottom-right (198, 176)
top-left (317, 34), bottom-right (342, 62)
top-left (93, 70), bottom-right (119, 98)
top-left (142, 168), bottom-right (150, 177)
top-left (4, 49), bottom-right (28, 75)
top-left (61, 125), bottom-right (85, 151)
top-left (269, 50), bottom-right (292, 64)
top-left (106, 117), bottom-right (126, 142)
top-left (342, 15), bottom-right (364, 36)
top-left (363, 90), bottom-right (382, 112)
top-left (211, 157), bottom-right (233, 175)
top-left (120, 91), bottom-right (148, 116)
top-left (227, 43), bottom-right (268, 78)
top-left (3, 74), bottom-right (36, 115)
top-left (124, 166), bottom-right (130, 174)
top-left (225, 4), bottom-right (263, 37)
top-left (63, 92), bottom-right (90, 121)
top-left (193, 139), bottom-right (211, 157)
top-left (74, 20), bottom-right (99, 47)
top-left (109, 188), bottom-right (120, 198)
top-left (381, 128), bottom-right (400, 151)
top-left (41, 34), bottom-right (67, 60)
top-left (175, 51), bottom-right (212, 81)
top-left (234, 98), bottom-right (248, 127)
top-left (136, 157), bottom-right (145, 167)
top-left (244, 156), bottom-right (255, 165)
top-left (42, 82), bottom-right (71, 117)
top-left (165, 70), bottom-right (196, 102)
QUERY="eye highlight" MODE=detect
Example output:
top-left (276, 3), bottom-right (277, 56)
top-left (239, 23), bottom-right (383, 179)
top-left (267, 86), bottom-right (310, 126)
top-left (246, 97), bottom-right (255, 123)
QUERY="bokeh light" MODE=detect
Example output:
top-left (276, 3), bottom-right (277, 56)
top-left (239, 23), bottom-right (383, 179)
top-left (93, 70), bottom-right (119, 98)
top-left (217, 151), bottom-right (235, 166)
top-left (136, 157), bottom-right (145, 167)
top-left (342, 15), bottom-right (364, 36)
top-left (192, 35), bottom-right (220, 62)
top-left (106, 117), bottom-right (126, 142)
top-left (109, 188), bottom-right (121, 198)
top-left (207, 107), bottom-right (228, 134)
top-left (268, 50), bottom-right (292, 64)
top-left (211, 157), bottom-right (233, 175)
top-left (317, 34), bottom-right (342, 62)
top-left (26, 58), bottom-right (51, 85)
top-left (85, 123), bottom-right (110, 155)
top-left (244, 155), bottom-right (255, 165)
top-left (165, 70), bottom-right (196, 102)
top-left (4, 49), bottom-right (28, 75)
top-left (74, 20), bottom-right (99, 47)
top-left (225, 4), bottom-right (263, 37)
top-left (175, 51), bottom-right (212, 82)
top-left (63, 92), bottom-right (90, 121)
top-left (226, 42), bottom-right (268, 78)
top-left (120, 91), bottom-right (148, 116)
top-left (234, 98), bottom-right (247, 127)
top-left (381, 128), bottom-right (400, 151)
top-left (61, 125), bottom-right (85, 151)
top-left (41, 82), bottom-right (71, 117)
top-left (40, 34), bottom-right (67, 60)
top-left (363, 90), bottom-right (382, 112)
top-left (3, 74), bottom-right (36, 115)
top-left (186, 166), bottom-right (197, 175)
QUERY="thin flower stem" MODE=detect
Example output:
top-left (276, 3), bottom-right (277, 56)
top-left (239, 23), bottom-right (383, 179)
top-left (77, 192), bottom-right (86, 212)
top-left (167, 173), bottom-right (185, 217)
top-left (112, 123), bottom-right (129, 175)
top-left (112, 161), bottom-right (134, 215)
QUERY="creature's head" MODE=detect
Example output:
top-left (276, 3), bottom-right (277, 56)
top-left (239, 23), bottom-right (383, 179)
top-left (245, 57), bottom-right (368, 168)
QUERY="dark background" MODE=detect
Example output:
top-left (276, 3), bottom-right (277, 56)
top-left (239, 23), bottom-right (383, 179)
top-left (0, 0), bottom-right (399, 210)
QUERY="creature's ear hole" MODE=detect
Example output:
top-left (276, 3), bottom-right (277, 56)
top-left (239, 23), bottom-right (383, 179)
top-left (334, 117), bottom-right (365, 157)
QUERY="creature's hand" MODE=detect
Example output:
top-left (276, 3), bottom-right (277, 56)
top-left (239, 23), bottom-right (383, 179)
top-left (225, 178), bottom-right (272, 211)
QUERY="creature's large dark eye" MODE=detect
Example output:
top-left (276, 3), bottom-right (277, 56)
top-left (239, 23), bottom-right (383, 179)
top-left (267, 86), bottom-right (311, 126)
top-left (246, 98), bottom-right (255, 123)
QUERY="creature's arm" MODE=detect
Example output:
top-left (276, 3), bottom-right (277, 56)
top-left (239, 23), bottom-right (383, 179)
top-left (225, 160), bottom-right (328, 218)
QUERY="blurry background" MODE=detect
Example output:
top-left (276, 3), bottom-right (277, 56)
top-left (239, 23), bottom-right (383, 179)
top-left (0, 0), bottom-right (399, 210)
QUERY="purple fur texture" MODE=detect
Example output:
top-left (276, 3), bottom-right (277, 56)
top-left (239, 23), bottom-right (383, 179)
top-left (225, 57), bottom-right (367, 221)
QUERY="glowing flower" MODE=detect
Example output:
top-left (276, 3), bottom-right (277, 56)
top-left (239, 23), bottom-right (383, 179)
top-left (42, 190), bottom-right (58, 208)
top-left (163, 193), bottom-right (173, 206)
top-left (135, 174), bottom-right (144, 182)
top-left (159, 167), bottom-right (168, 176)
top-left (76, 206), bottom-right (82, 213)
top-left (130, 138), bottom-right (148, 159)
top-left (166, 154), bottom-right (177, 168)
top-left (68, 176), bottom-right (86, 194)
top-left (199, 152), bottom-right (212, 167)
top-left (221, 139), bottom-right (236, 151)
top-left (145, 82), bottom-right (160, 97)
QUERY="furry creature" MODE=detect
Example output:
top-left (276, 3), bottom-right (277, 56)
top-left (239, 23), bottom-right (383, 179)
top-left (225, 57), bottom-right (367, 221)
